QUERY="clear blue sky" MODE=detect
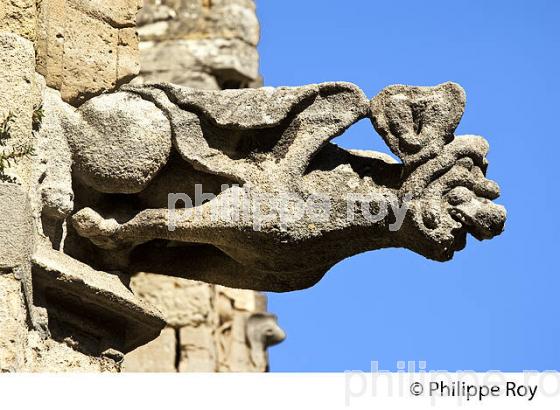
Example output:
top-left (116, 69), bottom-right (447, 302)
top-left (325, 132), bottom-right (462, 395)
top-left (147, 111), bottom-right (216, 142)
top-left (258, 0), bottom-right (560, 372)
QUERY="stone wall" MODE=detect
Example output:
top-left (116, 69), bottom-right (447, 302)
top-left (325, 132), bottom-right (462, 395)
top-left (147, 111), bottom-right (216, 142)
top-left (0, 0), bottom-right (37, 42)
top-left (0, 0), bottom-right (164, 372)
top-left (1, 0), bottom-right (143, 105)
top-left (0, 33), bottom-right (124, 372)
top-left (0, 0), bottom-right (283, 373)
top-left (123, 276), bottom-right (281, 372)
top-left (35, 0), bottom-right (143, 105)
top-left (133, 0), bottom-right (260, 89)
top-left (122, 0), bottom-right (284, 373)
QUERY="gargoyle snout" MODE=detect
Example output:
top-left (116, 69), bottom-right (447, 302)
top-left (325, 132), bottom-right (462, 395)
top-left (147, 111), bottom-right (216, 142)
top-left (247, 313), bottom-right (286, 347)
top-left (447, 187), bottom-right (506, 241)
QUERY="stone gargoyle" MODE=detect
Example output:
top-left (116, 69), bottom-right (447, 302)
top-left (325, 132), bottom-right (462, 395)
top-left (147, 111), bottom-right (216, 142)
top-left (38, 81), bottom-right (506, 292)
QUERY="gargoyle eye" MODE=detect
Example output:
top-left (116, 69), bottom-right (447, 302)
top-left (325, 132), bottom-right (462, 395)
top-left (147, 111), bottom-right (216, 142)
top-left (456, 157), bottom-right (474, 170)
top-left (447, 187), bottom-right (474, 206)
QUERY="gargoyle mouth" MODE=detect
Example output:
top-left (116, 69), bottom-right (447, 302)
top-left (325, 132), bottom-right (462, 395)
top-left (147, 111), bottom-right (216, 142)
top-left (447, 187), bottom-right (506, 241)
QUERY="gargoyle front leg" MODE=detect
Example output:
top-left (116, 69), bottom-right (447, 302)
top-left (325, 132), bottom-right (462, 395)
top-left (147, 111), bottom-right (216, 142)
top-left (72, 193), bottom-right (334, 291)
top-left (71, 187), bottom-right (249, 250)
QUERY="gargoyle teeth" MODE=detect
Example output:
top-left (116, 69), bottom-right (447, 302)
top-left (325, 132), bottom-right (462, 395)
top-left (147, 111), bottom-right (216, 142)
top-left (449, 208), bottom-right (468, 226)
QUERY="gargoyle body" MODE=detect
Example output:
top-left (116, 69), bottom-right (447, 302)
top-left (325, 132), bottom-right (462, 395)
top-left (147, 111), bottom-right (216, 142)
top-left (43, 81), bottom-right (505, 292)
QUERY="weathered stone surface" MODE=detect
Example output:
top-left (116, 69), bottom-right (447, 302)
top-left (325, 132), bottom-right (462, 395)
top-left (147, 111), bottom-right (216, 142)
top-left (130, 273), bottom-right (214, 328)
top-left (0, 274), bottom-right (28, 371)
top-left (67, 0), bottom-right (142, 28)
top-left (140, 38), bottom-right (258, 87)
top-left (35, 0), bottom-right (142, 105)
top-left (138, 0), bottom-right (259, 45)
top-left (34, 88), bottom-right (75, 223)
top-left (68, 81), bottom-right (506, 292)
top-left (35, 0), bottom-right (66, 89)
top-left (0, 39), bottom-right (36, 362)
top-left (0, 185), bottom-right (33, 269)
top-left (0, 0), bottom-right (37, 41)
top-left (0, 272), bottom-right (119, 372)
top-left (179, 325), bottom-right (216, 372)
top-left (65, 92), bottom-right (172, 194)
top-left (117, 27), bottom-right (141, 84)
top-left (370, 82), bottom-right (467, 168)
top-left (32, 246), bottom-right (166, 354)
top-left (137, 39), bottom-right (259, 88)
top-left (216, 286), bottom-right (257, 312)
top-left (60, 6), bottom-right (118, 104)
top-left (22, 331), bottom-right (120, 372)
top-left (0, 33), bottom-right (37, 184)
top-left (122, 327), bottom-right (177, 372)
top-left (135, 0), bottom-right (260, 88)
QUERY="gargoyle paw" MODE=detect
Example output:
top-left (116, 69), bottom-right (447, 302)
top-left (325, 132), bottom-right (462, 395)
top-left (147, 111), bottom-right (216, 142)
top-left (71, 208), bottom-right (121, 249)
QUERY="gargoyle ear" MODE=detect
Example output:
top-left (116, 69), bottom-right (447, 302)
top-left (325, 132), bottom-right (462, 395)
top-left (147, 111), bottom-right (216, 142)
top-left (370, 82), bottom-right (466, 169)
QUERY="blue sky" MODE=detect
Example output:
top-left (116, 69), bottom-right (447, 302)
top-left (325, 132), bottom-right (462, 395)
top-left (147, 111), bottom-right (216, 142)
top-left (257, 0), bottom-right (560, 372)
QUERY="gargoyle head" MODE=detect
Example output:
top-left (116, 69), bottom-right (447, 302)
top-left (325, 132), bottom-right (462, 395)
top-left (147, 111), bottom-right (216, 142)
top-left (246, 313), bottom-right (286, 371)
top-left (246, 313), bottom-right (286, 348)
top-left (371, 83), bottom-right (506, 261)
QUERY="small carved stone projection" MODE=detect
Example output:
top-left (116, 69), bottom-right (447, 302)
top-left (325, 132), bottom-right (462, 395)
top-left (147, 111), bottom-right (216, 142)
top-left (215, 288), bottom-right (285, 372)
top-left (135, 0), bottom-right (260, 89)
top-left (246, 313), bottom-right (286, 372)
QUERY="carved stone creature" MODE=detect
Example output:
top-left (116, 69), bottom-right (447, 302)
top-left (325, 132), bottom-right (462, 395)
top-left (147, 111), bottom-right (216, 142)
top-left (246, 313), bottom-right (286, 372)
top-left (216, 311), bottom-right (285, 372)
top-left (43, 81), bottom-right (505, 292)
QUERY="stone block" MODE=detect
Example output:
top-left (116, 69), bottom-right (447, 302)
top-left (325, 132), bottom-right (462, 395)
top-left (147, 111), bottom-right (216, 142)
top-left (67, 0), bottom-right (142, 28)
top-left (0, 274), bottom-right (27, 371)
top-left (130, 272), bottom-right (215, 328)
top-left (0, 185), bottom-right (33, 269)
top-left (60, 7), bottom-right (118, 104)
top-left (178, 325), bottom-right (216, 372)
top-left (122, 327), bottom-right (177, 372)
top-left (36, 0), bottom-right (142, 105)
top-left (117, 28), bottom-right (140, 84)
top-left (0, 0), bottom-right (37, 41)
top-left (32, 247), bottom-right (166, 354)
top-left (36, 0), bottom-right (67, 90)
